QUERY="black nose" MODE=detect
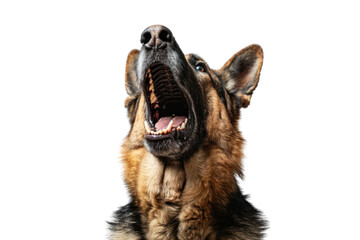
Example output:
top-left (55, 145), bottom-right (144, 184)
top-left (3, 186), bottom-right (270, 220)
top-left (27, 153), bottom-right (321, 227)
top-left (140, 25), bottom-right (173, 50)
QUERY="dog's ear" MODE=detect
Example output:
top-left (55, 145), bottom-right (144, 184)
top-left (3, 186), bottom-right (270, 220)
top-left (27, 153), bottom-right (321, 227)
top-left (220, 44), bottom-right (263, 108)
top-left (124, 50), bottom-right (140, 123)
top-left (125, 49), bottom-right (140, 95)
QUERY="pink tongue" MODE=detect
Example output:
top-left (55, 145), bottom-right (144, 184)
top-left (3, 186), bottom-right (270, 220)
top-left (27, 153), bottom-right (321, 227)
top-left (155, 116), bottom-right (186, 130)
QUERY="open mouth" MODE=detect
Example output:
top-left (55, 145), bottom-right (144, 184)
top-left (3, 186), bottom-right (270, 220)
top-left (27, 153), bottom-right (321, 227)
top-left (144, 62), bottom-right (190, 140)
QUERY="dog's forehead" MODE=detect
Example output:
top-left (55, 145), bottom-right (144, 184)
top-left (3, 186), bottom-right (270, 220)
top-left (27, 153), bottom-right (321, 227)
top-left (185, 54), bottom-right (206, 65)
top-left (186, 53), bottom-right (223, 82)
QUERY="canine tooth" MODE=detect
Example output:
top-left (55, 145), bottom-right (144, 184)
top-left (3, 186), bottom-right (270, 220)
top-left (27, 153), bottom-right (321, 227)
top-left (180, 122), bottom-right (185, 129)
top-left (144, 121), bottom-right (151, 132)
top-left (165, 119), bottom-right (174, 132)
top-left (184, 118), bottom-right (188, 125)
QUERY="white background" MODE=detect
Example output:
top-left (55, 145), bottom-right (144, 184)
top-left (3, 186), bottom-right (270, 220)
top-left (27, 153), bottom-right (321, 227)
top-left (1, 1), bottom-right (359, 239)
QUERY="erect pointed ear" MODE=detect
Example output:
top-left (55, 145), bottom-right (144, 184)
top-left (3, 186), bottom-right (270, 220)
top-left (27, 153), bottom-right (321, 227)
top-left (220, 44), bottom-right (263, 108)
top-left (125, 49), bottom-right (140, 95)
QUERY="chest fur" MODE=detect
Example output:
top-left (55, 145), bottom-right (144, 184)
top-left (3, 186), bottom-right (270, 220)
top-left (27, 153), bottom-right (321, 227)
top-left (136, 154), bottom-right (216, 240)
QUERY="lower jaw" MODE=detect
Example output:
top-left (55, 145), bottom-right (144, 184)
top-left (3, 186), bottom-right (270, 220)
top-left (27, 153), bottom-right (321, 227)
top-left (145, 134), bottom-right (172, 140)
top-left (144, 129), bottom-right (203, 161)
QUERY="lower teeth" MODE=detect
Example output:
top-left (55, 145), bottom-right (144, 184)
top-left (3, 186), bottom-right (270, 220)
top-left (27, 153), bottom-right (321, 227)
top-left (145, 118), bottom-right (188, 135)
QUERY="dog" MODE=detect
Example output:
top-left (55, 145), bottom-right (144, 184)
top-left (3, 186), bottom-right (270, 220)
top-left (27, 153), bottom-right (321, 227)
top-left (109, 25), bottom-right (266, 240)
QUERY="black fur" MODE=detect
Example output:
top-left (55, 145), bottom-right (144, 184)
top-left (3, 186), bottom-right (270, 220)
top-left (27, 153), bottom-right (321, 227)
top-left (108, 202), bottom-right (145, 239)
top-left (213, 189), bottom-right (267, 239)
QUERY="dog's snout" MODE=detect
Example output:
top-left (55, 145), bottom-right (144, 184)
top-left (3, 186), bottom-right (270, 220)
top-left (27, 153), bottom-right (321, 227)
top-left (140, 25), bottom-right (173, 50)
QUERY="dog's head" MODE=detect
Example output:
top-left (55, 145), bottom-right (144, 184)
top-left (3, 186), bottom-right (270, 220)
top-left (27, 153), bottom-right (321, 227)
top-left (124, 25), bottom-right (263, 161)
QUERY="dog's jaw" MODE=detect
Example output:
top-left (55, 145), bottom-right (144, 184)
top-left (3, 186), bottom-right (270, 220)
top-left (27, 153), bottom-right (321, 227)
top-left (138, 32), bottom-right (206, 161)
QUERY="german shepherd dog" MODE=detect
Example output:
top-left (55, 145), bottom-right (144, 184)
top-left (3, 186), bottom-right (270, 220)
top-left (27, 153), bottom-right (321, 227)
top-left (109, 25), bottom-right (266, 240)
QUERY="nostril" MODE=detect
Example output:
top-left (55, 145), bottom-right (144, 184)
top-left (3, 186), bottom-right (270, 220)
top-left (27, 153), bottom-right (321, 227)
top-left (159, 29), bottom-right (172, 43)
top-left (141, 31), bottom-right (152, 44)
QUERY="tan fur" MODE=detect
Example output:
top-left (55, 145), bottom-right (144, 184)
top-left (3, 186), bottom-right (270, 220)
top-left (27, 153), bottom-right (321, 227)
top-left (120, 71), bottom-right (246, 239)
top-left (115, 42), bottom-right (264, 239)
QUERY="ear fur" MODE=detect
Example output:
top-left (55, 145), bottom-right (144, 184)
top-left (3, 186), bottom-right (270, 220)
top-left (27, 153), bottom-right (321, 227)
top-left (220, 44), bottom-right (263, 108)
top-left (125, 49), bottom-right (140, 95)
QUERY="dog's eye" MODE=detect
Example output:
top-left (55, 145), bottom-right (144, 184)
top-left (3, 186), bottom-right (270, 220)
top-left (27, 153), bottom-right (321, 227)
top-left (195, 63), bottom-right (206, 73)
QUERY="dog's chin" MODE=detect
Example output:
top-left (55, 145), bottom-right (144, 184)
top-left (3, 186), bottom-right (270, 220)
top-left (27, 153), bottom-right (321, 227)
top-left (144, 138), bottom-right (186, 160)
